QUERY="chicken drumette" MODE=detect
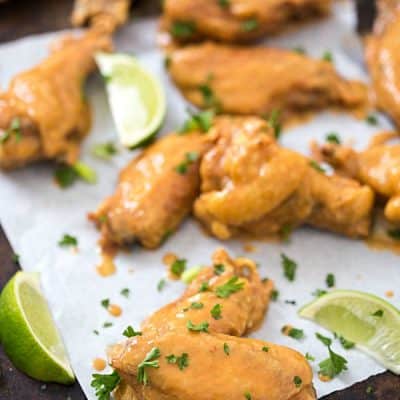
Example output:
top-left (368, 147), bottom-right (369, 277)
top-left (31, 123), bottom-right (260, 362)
top-left (168, 43), bottom-right (369, 123)
top-left (162, 0), bottom-right (331, 43)
top-left (0, 30), bottom-right (111, 170)
top-left (108, 249), bottom-right (315, 400)
top-left (194, 117), bottom-right (374, 239)
top-left (366, 0), bottom-right (400, 127)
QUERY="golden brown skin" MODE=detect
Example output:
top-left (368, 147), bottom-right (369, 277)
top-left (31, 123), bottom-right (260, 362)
top-left (168, 43), bottom-right (369, 122)
top-left (194, 117), bottom-right (374, 239)
top-left (109, 249), bottom-right (316, 400)
top-left (0, 30), bottom-right (111, 170)
top-left (71, 0), bottom-right (132, 32)
top-left (89, 132), bottom-right (216, 249)
top-left (366, 0), bottom-right (400, 127)
top-left (162, 0), bottom-right (331, 43)
top-left (315, 140), bottom-right (400, 224)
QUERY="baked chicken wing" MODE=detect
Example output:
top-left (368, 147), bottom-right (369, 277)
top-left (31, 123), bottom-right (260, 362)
top-left (89, 131), bottom-right (215, 249)
top-left (162, 0), bottom-right (331, 43)
top-left (366, 0), bottom-right (400, 127)
top-left (0, 30), bottom-right (111, 170)
top-left (315, 140), bottom-right (400, 224)
top-left (71, 0), bottom-right (132, 32)
top-left (168, 43), bottom-right (369, 122)
top-left (108, 249), bottom-right (315, 400)
top-left (194, 117), bottom-right (374, 239)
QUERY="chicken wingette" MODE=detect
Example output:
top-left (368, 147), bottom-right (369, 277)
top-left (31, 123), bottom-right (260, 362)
top-left (168, 43), bottom-right (369, 122)
top-left (71, 0), bottom-right (132, 32)
top-left (0, 30), bottom-right (111, 170)
top-left (366, 0), bottom-right (400, 127)
top-left (162, 0), bottom-right (331, 43)
top-left (89, 131), bottom-right (216, 249)
top-left (194, 116), bottom-right (374, 239)
top-left (107, 249), bottom-right (316, 400)
top-left (315, 139), bottom-right (400, 224)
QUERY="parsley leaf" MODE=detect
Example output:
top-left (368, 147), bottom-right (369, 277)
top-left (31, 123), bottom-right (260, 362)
top-left (326, 132), bottom-right (341, 144)
top-left (101, 299), bottom-right (110, 309)
top-left (190, 302), bottom-right (204, 310)
top-left (281, 253), bottom-right (297, 282)
top-left (166, 353), bottom-right (189, 370)
top-left (218, 0), bottom-right (230, 8)
top-left (339, 336), bottom-right (355, 350)
top-left (322, 51), bottom-right (333, 62)
top-left (92, 142), bottom-right (117, 160)
top-left (171, 21), bottom-right (196, 39)
top-left (58, 234), bottom-right (78, 248)
top-left (215, 276), bottom-right (244, 298)
top-left (137, 347), bottom-right (161, 385)
top-left (187, 320), bottom-right (209, 333)
top-left (262, 346), bottom-right (269, 352)
top-left (294, 376), bottom-right (302, 388)
top-left (54, 162), bottom-right (97, 188)
top-left (11, 253), bottom-right (20, 264)
top-left (282, 326), bottom-right (304, 340)
top-left (180, 109), bottom-right (215, 134)
top-left (0, 117), bottom-right (21, 144)
top-left (214, 263), bottom-right (225, 276)
top-left (157, 279), bottom-right (166, 292)
top-left (244, 392), bottom-right (252, 400)
top-left (305, 352), bottom-right (315, 361)
top-left (266, 109), bottom-right (282, 138)
top-left (372, 309), bottom-right (384, 317)
top-left (199, 281), bottom-right (210, 292)
top-left (211, 303), bottom-right (222, 320)
top-left (224, 342), bottom-right (230, 355)
top-left (123, 326), bottom-right (142, 338)
top-left (175, 152), bottom-right (199, 175)
top-left (316, 333), bottom-right (348, 379)
top-left (309, 160), bottom-right (326, 173)
top-left (241, 19), bottom-right (259, 32)
top-left (91, 370), bottom-right (120, 400)
top-left (120, 288), bottom-right (130, 298)
top-left (366, 114), bottom-right (378, 126)
top-left (326, 273), bottom-right (335, 288)
top-left (171, 258), bottom-right (187, 277)
top-left (312, 289), bottom-right (328, 297)
top-left (271, 289), bottom-right (279, 301)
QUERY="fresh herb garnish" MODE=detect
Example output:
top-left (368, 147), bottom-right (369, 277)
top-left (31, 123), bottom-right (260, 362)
top-left (322, 51), bottom-right (333, 62)
top-left (312, 289), bottom-right (328, 297)
top-left (157, 279), bottom-right (166, 292)
top-left (171, 21), bottom-right (196, 39)
top-left (271, 289), bottom-right (279, 301)
top-left (316, 333), bottom-right (348, 379)
top-left (241, 19), bottom-right (259, 32)
top-left (266, 109), bottom-right (282, 138)
top-left (280, 224), bottom-right (292, 242)
top-left (366, 385), bottom-right (374, 394)
top-left (171, 258), bottom-right (187, 277)
top-left (54, 162), bottom-right (97, 188)
top-left (93, 330), bottom-right (99, 336)
top-left (218, 0), bottom-right (230, 8)
top-left (91, 370), bottom-right (120, 400)
top-left (199, 281), bottom-right (210, 292)
top-left (166, 353), bottom-right (189, 370)
top-left (123, 326), bottom-right (142, 338)
top-left (282, 326), bottom-right (304, 340)
top-left (190, 302), bottom-right (204, 310)
top-left (175, 152), bottom-right (199, 175)
top-left (215, 276), bottom-right (244, 298)
top-left (281, 253), bottom-right (297, 282)
top-left (92, 142), bottom-right (118, 160)
top-left (214, 264), bottom-right (225, 276)
top-left (224, 342), bottom-right (230, 355)
top-left (262, 346), bottom-right (269, 352)
top-left (58, 234), bottom-right (78, 248)
top-left (0, 117), bottom-right (21, 144)
top-left (187, 320), bottom-right (209, 333)
top-left (198, 83), bottom-right (221, 110)
top-left (101, 299), bottom-right (110, 309)
top-left (326, 273), bottom-right (335, 288)
top-left (338, 336), bottom-right (355, 350)
top-left (180, 109), bottom-right (215, 134)
top-left (12, 253), bottom-right (20, 264)
top-left (103, 322), bottom-right (113, 328)
top-left (211, 303), bottom-right (222, 320)
top-left (366, 114), bottom-right (378, 126)
top-left (137, 347), bottom-right (161, 385)
top-left (120, 288), bottom-right (130, 298)
top-left (326, 132), bottom-right (341, 144)
top-left (305, 352), bottom-right (315, 361)
top-left (309, 160), bottom-right (326, 173)
top-left (294, 376), bottom-right (302, 388)
top-left (372, 309), bottom-right (384, 317)
top-left (244, 391), bottom-right (252, 400)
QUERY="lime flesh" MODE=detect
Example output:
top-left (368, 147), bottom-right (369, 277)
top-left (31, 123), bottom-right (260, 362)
top-left (299, 290), bottom-right (400, 374)
top-left (95, 52), bottom-right (166, 148)
top-left (0, 272), bottom-right (75, 384)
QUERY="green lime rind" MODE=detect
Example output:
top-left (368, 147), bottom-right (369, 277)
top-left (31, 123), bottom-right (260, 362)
top-left (0, 272), bottom-right (75, 384)
top-left (299, 289), bottom-right (400, 374)
top-left (95, 52), bottom-right (166, 149)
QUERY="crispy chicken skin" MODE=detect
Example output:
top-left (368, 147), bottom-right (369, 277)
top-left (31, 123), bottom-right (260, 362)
top-left (109, 249), bottom-right (316, 400)
top-left (162, 0), bottom-right (331, 43)
top-left (0, 30), bottom-right (111, 170)
top-left (71, 0), bottom-right (132, 32)
top-left (168, 43), bottom-right (369, 122)
top-left (195, 117), bottom-right (374, 239)
top-left (315, 140), bottom-right (400, 224)
top-left (366, 0), bottom-right (400, 127)
top-left (89, 132), bottom-right (215, 249)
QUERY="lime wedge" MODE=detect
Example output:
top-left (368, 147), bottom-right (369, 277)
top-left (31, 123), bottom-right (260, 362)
top-left (299, 290), bottom-right (400, 374)
top-left (0, 272), bottom-right (75, 384)
top-left (95, 52), bottom-right (166, 148)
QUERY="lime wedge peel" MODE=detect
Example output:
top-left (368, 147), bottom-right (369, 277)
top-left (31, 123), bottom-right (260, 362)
top-left (299, 290), bottom-right (400, 374)
top-left (95, 52), bottom-right (166, 149)
top-left (0, 272), bottom-right (75, 384)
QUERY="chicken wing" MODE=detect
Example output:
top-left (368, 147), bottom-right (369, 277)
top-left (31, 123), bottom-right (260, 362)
top-left (108, 249), bottom-right (316, 400)
top-left (366, 0), bottom-right (400, 127)
top-left (162, 0), bottom-right (331, 43)
top-left (89, 131), bottom-right (215, 249)
top-left (194, 116), bottom-right (374, 239)
top-left (315, 140), bottom-right (400, 224)
top-left (71, 0), bottom-right (132, 32)
top-left (0, 30), bottom-right (111, 170)
top-left (168, 43), bottom-right (369, 122)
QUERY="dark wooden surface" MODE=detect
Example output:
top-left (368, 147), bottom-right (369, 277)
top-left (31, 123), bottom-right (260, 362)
top-left (0, 0), bottom-right (399, 399)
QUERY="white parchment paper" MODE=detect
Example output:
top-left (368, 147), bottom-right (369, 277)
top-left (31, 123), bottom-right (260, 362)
top-left (0, 2), bottom-right (399, 398)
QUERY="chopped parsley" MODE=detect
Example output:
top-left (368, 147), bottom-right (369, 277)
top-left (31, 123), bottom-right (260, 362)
top-left (171, 258), bottom-right (187, 277)
top-left (93, 330), bottom-right (99, 335)
top-left (262, 346), bottom-right (269, 352)
top-left (199, 83), bottom-right (221, 110)
top-left (366, 114), bottom-right (378, 126)
top-left (266, 109), bottom-right (282, 138)
top-left (199, 281), bottom-right (210, 292)
top-left (326, 273), bottom-right (335, 288)
top-left (294, 376), bottom-right (302, 388)
top-left (0, 117), bottom-right (21, 144)
top-left (309, 160), bottom-right (326, 173)
top-left (218, 0), bottom-right (230, 8)
top-left (190, 302), bottom-right (204, 310)
top-left (171, 21), bottom-right (196, 39)
top-left (120, 288), bottom-right (130, 298)
top-left (215, 276), bottom-right (244, 298)
top-left (91, 370), bottom-right (120, 400)
top-left (372, 309), bottom-right (384, 317)
top-left (322, 51), bottom-right (333, 62)
top-left (175, 152), bottom-right (199, 175)
top-left (54, 162), bottom-right (97, 188)
top-left (244, 391), bottom-right (252, 400)
top-left (92, 142), bottom-right (118, 160)
top-left (224, 343), bottom-right (230, 355)
top-left (187, 320), bottom-right (209, 333)
top-left (387, 228), bottom-right (400, 240)
top-left (282, 326), bottom-right (305, 340)
top-left (271, 289), bottom-right (279, 301)
top-left (293, 46), bottom-right (306, 55)
top-left (11, 253), bottom-right (20, 264)
top-left (338, 336), bottom-right (355, 350)
top-left (103, 322), bottom-right (113, 328)
top-left (101, 299), bottom-right (110, 309)
top-left (164, 56), bottom-right (171, 69)
top-left (281, 253), bottom-right (297, 282)
top-left (137, 347), bottom-right (161, 385)
top-left (316, 333), bottom-right (348, 379)
top-left (305, 352), bottom-right (315, 361)
top-left (123, 326), bottom-right (142, 338)
top-left (166, 353), bottom-right (189, 370)
top-left (180, 109), bottom-right (215, 134)
top-left (326, 132), bottom-right (341, 144)
top-left (58, 234), bottom-right (78, 248)
top-left (241, 19), bottom-right (259, 32)
top-left (214, 264), bottom-right (225, 276)
top-left (157, 279), bottom-right (166, 292)
top-left (211, 303), bottom-right (222, 320)
top-left (279, 224), bottom-right (292, 242)
top-left (312, 289), bottom-right (328, 297)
